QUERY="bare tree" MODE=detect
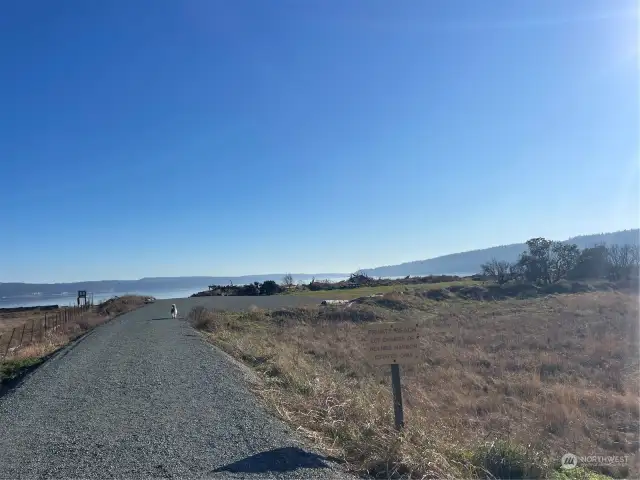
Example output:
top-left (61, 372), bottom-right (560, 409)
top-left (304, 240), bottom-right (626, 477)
top-left (630, 244), bottom-right (640, 267)
top-left (281, 273), bottom-right (294, 288)
top-left (608, 244), bottom-right (639, 280)
top-left (508, 262), bottom-right (525, 282)
top-left (480, 258), bottom-right (512, 285)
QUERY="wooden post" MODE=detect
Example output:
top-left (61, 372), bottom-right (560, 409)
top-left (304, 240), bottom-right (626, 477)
top-left (30, 319), bottom-right (34, 344)
top-left (5, 328), bottom-right (16, 356)
top-left (390, 364), bottom-right (404, 430)
top-left (19, 323), bottom-right (26, 346)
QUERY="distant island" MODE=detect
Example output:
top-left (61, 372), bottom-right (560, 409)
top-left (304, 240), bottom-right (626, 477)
top-left (1, 229), bottom-right (637, 298)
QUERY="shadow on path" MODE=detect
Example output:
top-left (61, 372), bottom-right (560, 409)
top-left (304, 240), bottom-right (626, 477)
top-left (211, 447), bottom-right (337, 474)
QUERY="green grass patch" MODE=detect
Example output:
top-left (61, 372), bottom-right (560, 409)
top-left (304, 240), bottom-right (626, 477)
top-left (468, 440), bottom-right (549, 479)
top-left (286, 280), bottom-right (480, 299)
top-left (551, 467), bottom-right (613, 480)
top-left (0, 357), bottom-right (43, 384)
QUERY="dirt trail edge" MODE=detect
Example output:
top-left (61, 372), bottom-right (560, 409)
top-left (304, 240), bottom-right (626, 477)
top-left (0, 297), bottom-right (352, 479)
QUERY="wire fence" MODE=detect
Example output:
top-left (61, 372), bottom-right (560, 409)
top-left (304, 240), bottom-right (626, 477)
top-left (0, 302), bottom-right (95, 359)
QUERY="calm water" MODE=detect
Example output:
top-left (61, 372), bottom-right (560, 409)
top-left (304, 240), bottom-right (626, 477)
top-left (0, 288), bottom-right (207, 309)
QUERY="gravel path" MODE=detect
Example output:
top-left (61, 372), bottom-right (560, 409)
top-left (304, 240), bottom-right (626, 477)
top-left (0, 296), bottom-right (352, 479)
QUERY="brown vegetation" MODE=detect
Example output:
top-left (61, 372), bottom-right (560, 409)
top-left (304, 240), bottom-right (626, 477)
top-left (95, 294), bottom-right (154, 317)
top-left (1, 295), bottom-right (153, 384)
top-left (190, 290), bottom-right (639, 479)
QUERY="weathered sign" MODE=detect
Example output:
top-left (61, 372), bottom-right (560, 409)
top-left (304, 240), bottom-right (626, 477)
top-left (365, 321), bottom-right (421, 366)
top-left (77, 290), bottom-right (87, 306)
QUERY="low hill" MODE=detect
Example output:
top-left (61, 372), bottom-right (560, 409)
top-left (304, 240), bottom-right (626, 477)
top-left (362, 229), bottom-right (639, 277)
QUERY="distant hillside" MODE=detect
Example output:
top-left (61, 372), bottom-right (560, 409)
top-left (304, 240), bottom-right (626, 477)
top-left (3, 229), bottom-right (638, 297)
top-left (0, 273), bottom-right (347, 298)
top-left (362, 229), bottom-right (640, 278)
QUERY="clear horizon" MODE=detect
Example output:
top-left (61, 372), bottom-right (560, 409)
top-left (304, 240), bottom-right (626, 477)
top-left (1, 1), bottom-right (638, 283)
top-left (3, 228), bottom-right (637, 284)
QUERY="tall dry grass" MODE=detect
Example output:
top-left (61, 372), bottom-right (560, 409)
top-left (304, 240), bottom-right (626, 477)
top-left (191, 291), bottom-right (639, 479)
top-left (1, 296), bottom-right (152, 380)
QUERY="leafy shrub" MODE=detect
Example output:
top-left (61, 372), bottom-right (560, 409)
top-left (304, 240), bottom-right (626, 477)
top-left (260, 280), bottom-right (281, 296)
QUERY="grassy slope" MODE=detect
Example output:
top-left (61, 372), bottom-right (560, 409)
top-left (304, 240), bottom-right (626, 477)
top-left (285, 280), bottom-right (479, 299)
top-left (190, 290), bottom-right (638, 479)
top-left (0, 295), bottom-right (152, 386)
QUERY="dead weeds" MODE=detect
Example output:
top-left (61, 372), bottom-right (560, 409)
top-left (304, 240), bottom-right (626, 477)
top-left (1, 295), bottom-right (152, 385)
top-left (190, 291), bottom-right (639, 479)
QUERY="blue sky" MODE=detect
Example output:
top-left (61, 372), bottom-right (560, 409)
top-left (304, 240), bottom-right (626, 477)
top-left (1, 0), bottom-right (638, 283)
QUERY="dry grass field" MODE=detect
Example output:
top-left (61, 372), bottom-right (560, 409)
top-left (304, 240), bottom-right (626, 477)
top-left (0, 296), bottom-right (152, 384)
top-left (190, 289), bottom-right (639, 479)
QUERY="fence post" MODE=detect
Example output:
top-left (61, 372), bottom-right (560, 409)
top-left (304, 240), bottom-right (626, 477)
top-left (19, 323), bottom-right (26, 346)
top-left (30, 319), bottom-right (34, 344)
top-left (390, 364), bottom-right (405, 430)
top-left (5, 327), bottom-right (16, 356)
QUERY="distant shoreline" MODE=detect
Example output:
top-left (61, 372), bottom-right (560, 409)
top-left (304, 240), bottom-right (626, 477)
top-left (0, 288), bottom-right (204, 309)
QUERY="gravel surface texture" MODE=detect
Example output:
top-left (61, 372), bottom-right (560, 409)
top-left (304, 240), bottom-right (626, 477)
top-left (0, 296), bottom-right (352, 479)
